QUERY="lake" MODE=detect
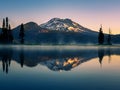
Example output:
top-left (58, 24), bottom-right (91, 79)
top-left (0, 45), bottom-right (120, 90)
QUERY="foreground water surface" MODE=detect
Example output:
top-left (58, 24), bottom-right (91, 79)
top-left (0, 45), bottom-right (120, 90)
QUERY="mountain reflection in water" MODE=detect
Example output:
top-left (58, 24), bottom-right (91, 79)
top-left (0, 46), bottom-right (120, 74)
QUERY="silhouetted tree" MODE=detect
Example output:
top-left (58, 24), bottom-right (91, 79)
top-left (8, 24), bottom-right (14, 43)
top-left (98, 25), bottom-right (104, 45)
top-left (19, 23), bottom-right (25, 44)
top-left (0, 17), bottom-right (14, 44)
top-left (2, 18), bottom-right (5, 28)
top-left (107, 28), bottom-right (112, 45)
top-left (0, 18), bottom-right (8, 43)
top-left (6, 17), bottom-right (9, 29)
top-left (0, 19), bottom-right (5, 43)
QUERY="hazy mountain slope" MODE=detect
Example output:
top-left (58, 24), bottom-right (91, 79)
top-left (13, 22), bottom-right (41, 44)
top-left (10, 18), bottom-right (120, 44)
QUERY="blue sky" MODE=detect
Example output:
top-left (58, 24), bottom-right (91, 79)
top-left (0, 0), bottom-right (120, 34)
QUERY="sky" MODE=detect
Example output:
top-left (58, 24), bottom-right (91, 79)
top-left (0, 0), bottom-right (120, 34)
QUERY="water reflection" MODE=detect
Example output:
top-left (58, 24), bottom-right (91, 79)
top-left (19, 49), bottom-right (24, 68)
top-left (107, 47), bottom-right (112, 63)
top-left (0, 46), bottom-right (120, 74)
top-left (98, 48), bottom-right (105, 67)
top-left (0, 48), bottom-right (13, 74)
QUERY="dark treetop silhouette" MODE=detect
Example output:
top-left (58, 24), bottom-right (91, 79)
top-left (19, 23), bottom-right (25, 44)
top-left (0, 17), bottom-right (114, 45)
top-left (0, 17), bottom-right (13, 44)
top-left (107, 28), bottom-right (112, 45)
top-left (98, 25), bottom-right (104, 45)
top-left (0, 46), bottom-right (119, 74)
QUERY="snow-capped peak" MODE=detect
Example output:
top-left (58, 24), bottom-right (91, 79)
top-left (40, 18), bottom-right (86, 32)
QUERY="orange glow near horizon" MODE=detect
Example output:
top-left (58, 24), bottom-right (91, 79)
top-left (75, 55), bottom-right (120, 71)
top-left (0, 0), bottom-right (120, 34)
top-left (0, 4), bottom-right (120, 35)
top-left (0, 15), bottom-right (120, 35)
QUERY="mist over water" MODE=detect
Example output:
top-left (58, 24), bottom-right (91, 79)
top-left (0, 45), bottom-right (120, 90)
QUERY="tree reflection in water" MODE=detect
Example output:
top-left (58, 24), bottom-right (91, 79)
top-left (0, 48), bottom-right (13, 74)
top-left (0, 46), bottom-right (120, 74)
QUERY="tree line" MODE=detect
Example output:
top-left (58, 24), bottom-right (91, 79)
top-left (98, 25), bottom-right (112, 45)
top-left (0, 17), bottom-right (112, 45)
top-left (0, 17), bottom-right (25, 44)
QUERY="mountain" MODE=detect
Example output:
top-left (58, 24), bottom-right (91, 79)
top-left (13, 22), bottom-right (49, 44)
top-left (0, 46), bottom-right (96, 72)
top-left (111, 34), bottom-right (120, 44)
top-left (12, 19), bottom-right (98, 44)
top-left (39, 18), bottom-right (100, 44)
top-left (11, 18), bottom-right (120, 44)
top-left (40, 18), bottom-right (97, 34)
top-left (1, 46), bottom-right (120, 72)
top-left (13, 22), bottom-right (40, 33)
top-left (13, 22), bottom-right (40, 44)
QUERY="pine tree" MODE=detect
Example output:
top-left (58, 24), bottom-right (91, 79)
top-left (107, 28), bottom-right (112, 45)
top-left (0, 17), bottom-right (14, 44)
top-left (0, 19), bottom-right (5, 43)
top-left (6, 17), bottom-right (9, 29)
top-left (8, 24), bottom-right (13, 43)
top-left (19, 23), bottom-right (25, 44)
top-left (98, 25), bottom-right (104, 45)
top-left (2, 19), bottom-right (5, 29)
top-left (0, 18), bottom-right (8, 43)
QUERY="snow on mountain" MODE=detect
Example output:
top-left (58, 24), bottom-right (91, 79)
top-left (1, 17), bottom-right (120, 44)
top-left (11, 18), bottom-right (99, 44)
top-left (40, 18), bottom-right (95, 33)
top-left (10, 18), bottom-right (120, 44)
top-left (40, 57), bottom-right (81, 71)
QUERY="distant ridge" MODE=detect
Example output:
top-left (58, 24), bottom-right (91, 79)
top-left (3, 18), bottom-right (119, 44)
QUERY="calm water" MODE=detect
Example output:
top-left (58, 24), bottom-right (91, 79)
top-left (0, 45), bottom-right (120, 90)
